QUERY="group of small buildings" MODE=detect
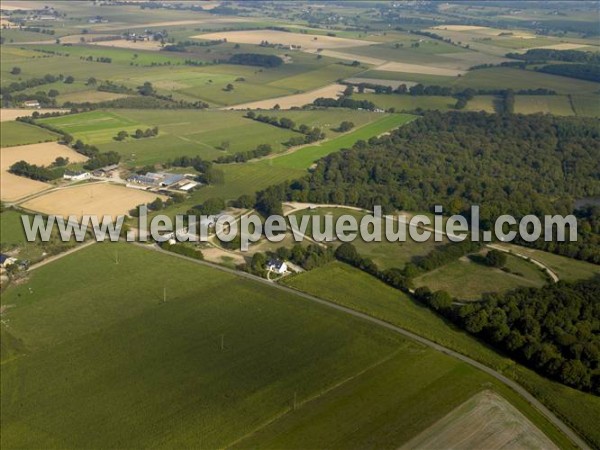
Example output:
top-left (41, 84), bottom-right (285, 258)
top-left (124, 30), bottom-right (166, 42)
top-left (127, 171), bottom-right (198, 192)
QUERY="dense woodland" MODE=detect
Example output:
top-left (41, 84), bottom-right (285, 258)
top-left (415, 278), bottom-right (600, 393)
top-left (253, 112), bottom-right (600, 263)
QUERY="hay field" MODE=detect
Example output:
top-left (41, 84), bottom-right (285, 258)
top-left (0, 109), bottom-right (67, 122)
top-left (400, 390), bottom-right (558, 450)
top-left (193, 30), bottom-right (373, 51)
top-left (226, 83), bottom-right (344, 110)
top-left (21, 183), bottom-right (167, 218)
top-left (521, 43), bottom-right (591, 52)
top-left (377, 61), bottom-right (466, 76)
top-left (1, 142), bottom-right (88, 202)
top-left (91, 39), bottom-right (165, 51)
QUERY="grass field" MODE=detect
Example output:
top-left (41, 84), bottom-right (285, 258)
top-left (570, 94), bottom-right (600, 117)
top-left (0, 242), bottom-right (564, 449)
top-left (282, 262), bottom-right (600, 448)
top-left (289, 206), bottom-right (447, 270)
top-left (36, 109), bottom-right (386, 166)
top-left (514, 95), bottom-right (575, 116)
top-left (353, 93), bottom-right (456, 112)
top-left (0, 121), bottom-right (59, 147)
top-left (498, 243), bottom-right (600, 282)
top-left (413, 252), bottom-right (548, 301)
top-left (269, 113), bottom-right (415, 169)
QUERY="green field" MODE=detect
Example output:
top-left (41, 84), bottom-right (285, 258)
top-left (0, 242), bottom-right (571, 448)
top-left (269, 113), bottom-right (415, 169)
top-left (0, 121), bottom-right (59, 147)
top-left (413, 252), bottom-right (547, 301)
top-left (514, 95), bottom-right (575, 116)
top-left (498, 243), bottom-right (600, 282)
top-left (570, 94), bottom-right (600, 117)
top-left (289, 206), bottom-right (447, 270)
top-left (354, 93), bottom-right (455, 111)
top-left (282, 262), bottom-right (600, 448)
top-left (36, 109), bottom-right (387, 166)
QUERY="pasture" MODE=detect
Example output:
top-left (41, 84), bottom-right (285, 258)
top-left (0, 121), bottom-right (59, 147)
top-left (269, 113), bottom-right (415, 169)
top-left (514, 95), bottom-right (575, 116)
top-left (353, 93), bottom-right (456, 112)
top-left (20, 183), bottom-right (167, 218)
top-left (413, 252), bottom-right (548, 301)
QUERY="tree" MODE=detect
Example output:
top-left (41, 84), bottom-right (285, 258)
top-left (64, 76), bottom-right (74, 84)
top-left (53, 156), bottom-right (69, 167)
top-left (337, 121), bottom-right (355, 132)
top-left (10, 67), bottom-right (21, 75)
top-left (115, 130), bottom-right (129, 141)
top-left (137, 81), bottom-right (155, 96)
top-left (224, 83), bottom-right (234, 92)
top-left (86, 77), bottom-right (97, 86)
top-left (134, 129), bottom-right (144, 139)
top-left (48, 89), bottom-right (59, 97)
top-left (343, 85), bottom-right (354, 96)
top-left (220, 140), bottom-right (230, 151)
top-left (335, 243), bottom-right (360, 265)
top-left (485, 249), bottom-right (507, 267)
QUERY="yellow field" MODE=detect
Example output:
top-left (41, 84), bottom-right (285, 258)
top-left (193, 30), bottom-right (373, 50)
top-left (377, 61), bottom-right (465, 76)
top-left (226, 83), bottom-right (345, 110)
top-left (1, 142), bottom-right (88, 202)
top-left (92, 39), bottom-right (165, 51)
top-left (21, 183), bottom-right (168, 218)
top-left (401, 391), bottom-right (558, 450)
top-left (0, 109), bottom-right (68, 122)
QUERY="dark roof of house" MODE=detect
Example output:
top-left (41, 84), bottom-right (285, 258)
top-left (267, 259), bottom-right (285, 269)
top-left (0, 254), bottom-right (9, 263)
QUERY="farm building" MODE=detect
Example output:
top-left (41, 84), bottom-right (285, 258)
top-left (127, 172), bottom-right (186, 188)
top-left (92, 164), bottom-right (119, 177)
top-left (0, 254), bottom-right (17, 269)
top-left (267, 259), bottom-right (288, 274)
top-left (21, 100), bottom-right (40, 108)
top-left (63, 170), bottom-right (91, 181)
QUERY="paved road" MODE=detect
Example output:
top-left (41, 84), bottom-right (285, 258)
top-left (136, 242), bottom-right (589, 450)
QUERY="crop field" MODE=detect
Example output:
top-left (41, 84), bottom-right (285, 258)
top-left (353, 93), bottom-right (456, 112)
top-left (20, 183), bottom-right (167, 218)
top-left (0, 109), bottom-right (67, 122)
top-left (514, 95), bottom-right (575, 116)
top-left (269, 113), bottom-right (415, 169)
top-left (193, 30), bottom-right (373, 51)
top-left (570, 95), bottom-right (600, 117)
top-left (0, 141), bottom-right (87, 202)
top-left (0, 242), bottom-right (483, 448)
top-left (400, 390), bottom-right (558, 450)
top-left (227, 83), bottom-right (345, 110)
top-left (0, 121), bottom-right (59, 147)
top-left (282, 262), bottom-right (600, 448)
top-left (413, 252), bottom-right (547, 301)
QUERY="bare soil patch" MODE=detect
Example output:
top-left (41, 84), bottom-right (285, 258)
top-left (226, 83), bottom-right (345, 110)
top-left (20, 183), bottom-right (167, 218)
top-left (400, 390), bottom-right (558, 450)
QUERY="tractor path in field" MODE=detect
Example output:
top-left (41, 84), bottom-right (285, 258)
top-left (135, 241), bottom-right (588, 450)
